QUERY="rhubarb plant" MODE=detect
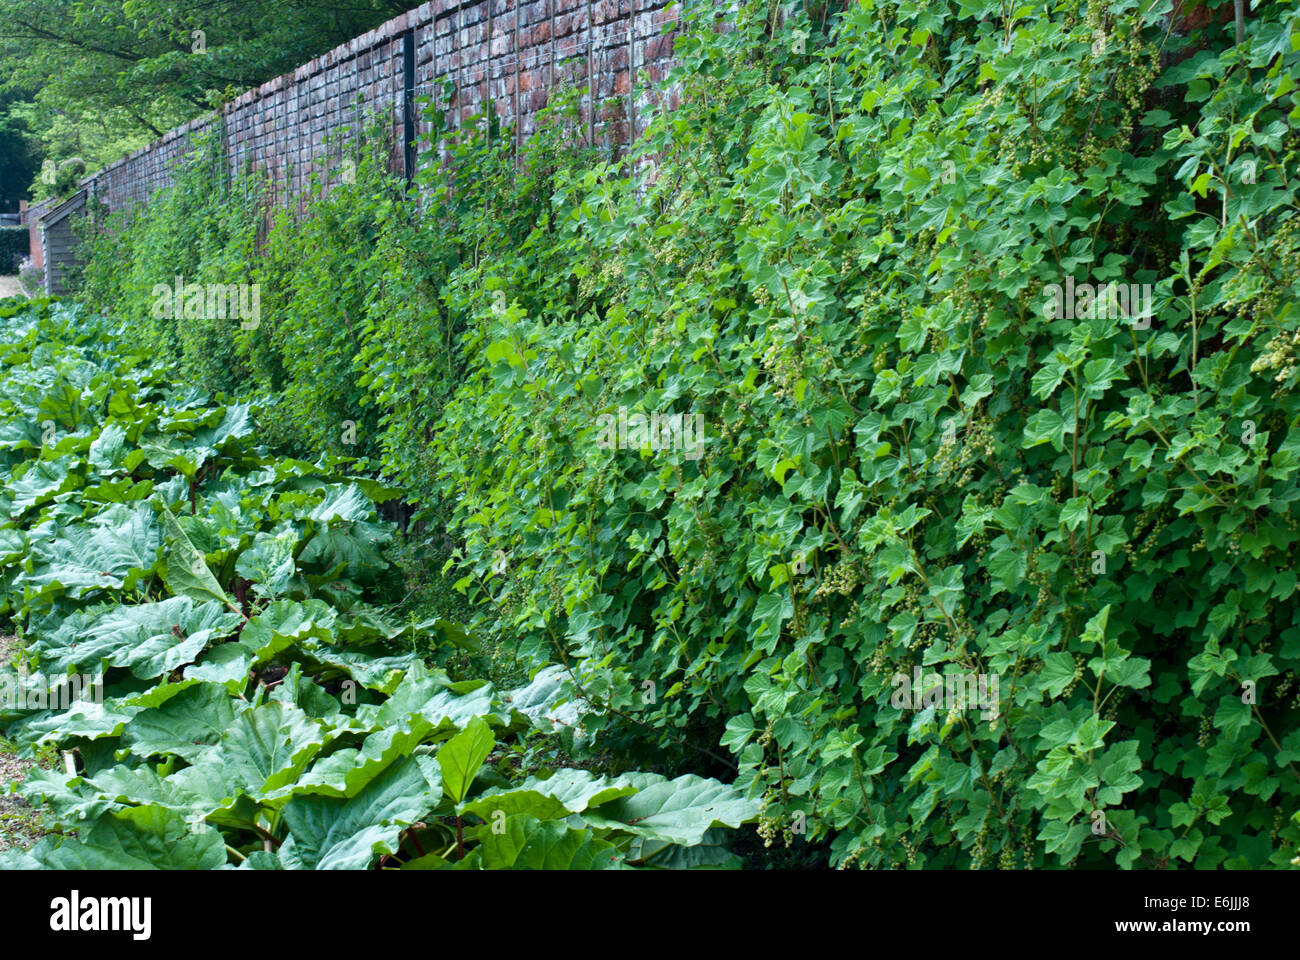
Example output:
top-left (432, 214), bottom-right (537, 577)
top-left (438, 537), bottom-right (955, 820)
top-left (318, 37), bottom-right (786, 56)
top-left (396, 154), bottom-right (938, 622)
top-left (0, 299), bottom-right (757, 869)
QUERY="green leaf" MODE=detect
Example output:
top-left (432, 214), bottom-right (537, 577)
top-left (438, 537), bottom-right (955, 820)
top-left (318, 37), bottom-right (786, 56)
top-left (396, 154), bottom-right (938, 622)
top-left (279, 757), bottom-right (436, 869)
top-left (462, 815), bottom-right (622, 870)
top-left (580, 774), bottom-right (761, 845)
top-left (159, 503), bottom-right (239, 613)
top-left (234, 526), bottom-right (299, 599)
top-left (469, 769), bottom-right (638, 818)
top-left (1022, 409), bottom-right (1071, 451)
top-left (290, 717), bottom-right (434, 799)
top-left (41, 597), bottom-right (242, 680)
top-left (437, 715), bottom-right (495, 805)
top-left (25, 807), bottom-right (227, 870)
top-left (215, 700), bottom-right (329, 800)
top-left (1037, 653), bottom-right (1078, 698)
top-left (21, 502), bottom-right (162, 600)
top-left (123, 682), bottom-right (240, 761)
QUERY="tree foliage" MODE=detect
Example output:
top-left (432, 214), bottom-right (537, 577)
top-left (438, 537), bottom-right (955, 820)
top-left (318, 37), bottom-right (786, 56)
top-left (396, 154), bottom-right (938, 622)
top-left (0, 0), bottom-right (424, 192)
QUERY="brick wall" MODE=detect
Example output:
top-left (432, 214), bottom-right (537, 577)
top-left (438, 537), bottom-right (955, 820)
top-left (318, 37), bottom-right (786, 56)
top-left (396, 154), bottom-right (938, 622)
top-left (23, 0), bottom-right (688, 238)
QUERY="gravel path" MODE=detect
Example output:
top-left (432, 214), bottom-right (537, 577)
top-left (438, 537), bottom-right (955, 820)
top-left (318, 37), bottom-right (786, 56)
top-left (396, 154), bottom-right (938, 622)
top-left (0, 634), bottom-right (46, 853)
top-left (0, 276), bottom-right (26, 300)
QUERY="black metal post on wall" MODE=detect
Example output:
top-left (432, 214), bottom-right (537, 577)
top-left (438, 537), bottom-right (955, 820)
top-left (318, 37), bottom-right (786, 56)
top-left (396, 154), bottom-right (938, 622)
top-left (402, 30), bottom-right (417, 181)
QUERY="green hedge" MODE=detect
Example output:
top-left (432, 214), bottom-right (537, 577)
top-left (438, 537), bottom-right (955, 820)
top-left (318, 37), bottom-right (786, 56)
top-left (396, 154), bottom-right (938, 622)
top-left (77, 0), bottom-right (1300, 870)
top-left (0, 225), bottom-right (28, 274)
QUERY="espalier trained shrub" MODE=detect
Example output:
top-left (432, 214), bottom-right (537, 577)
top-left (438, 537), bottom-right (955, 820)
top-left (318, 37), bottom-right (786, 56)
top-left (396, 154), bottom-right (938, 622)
top-left (76, 0), bottom-right (1300, 869)
top-left (78, 96), bottom-right (596, 509)
top-left (75, 128), bottom-right (263, 398)
top-left (430, 0), bottom-right (1300, 869)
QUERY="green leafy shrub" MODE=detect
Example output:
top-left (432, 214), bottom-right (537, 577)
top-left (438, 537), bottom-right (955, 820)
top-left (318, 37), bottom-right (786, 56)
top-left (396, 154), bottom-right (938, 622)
top-left (76, 126), bottom-right (264, 393)
top-left (428, 0), bottom-right (1300, 869)
top-left (75, 94), bottom-right (599, 642)
top-left (76, 93), bottom-right (594, 496)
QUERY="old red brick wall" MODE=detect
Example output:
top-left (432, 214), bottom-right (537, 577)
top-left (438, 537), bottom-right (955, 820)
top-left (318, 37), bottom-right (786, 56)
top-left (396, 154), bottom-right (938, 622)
top-left (23, 0), bottom-right (687, 229)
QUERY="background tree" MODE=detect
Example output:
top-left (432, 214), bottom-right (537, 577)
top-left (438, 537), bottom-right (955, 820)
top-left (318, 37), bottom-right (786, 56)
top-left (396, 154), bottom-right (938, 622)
top-left (0, 0), bottom-right (423, 203)
top-left (0, 88), bottom-right (40, 212)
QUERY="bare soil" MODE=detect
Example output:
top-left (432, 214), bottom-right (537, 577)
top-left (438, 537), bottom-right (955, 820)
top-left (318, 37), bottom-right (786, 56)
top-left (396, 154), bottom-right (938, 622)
top-left (0, 634), bottom-right (46, 853)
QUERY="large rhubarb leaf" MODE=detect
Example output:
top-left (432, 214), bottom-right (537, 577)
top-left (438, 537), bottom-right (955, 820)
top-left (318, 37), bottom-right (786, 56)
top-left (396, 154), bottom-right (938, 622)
top-left (122, 682), bottom-right (241, 760)
top-left (278, 757), bottom-right (437, 869)
top-left (580, 774), bottom-right (762, 846)
top-left (41, 596), bottom-right (241, 679)
top-left (24, 807), bottom-right (227, 870)
top-left (21, 502), bottom-right (162, 601)
top-left (460, 815), bottom-right (623, 870)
